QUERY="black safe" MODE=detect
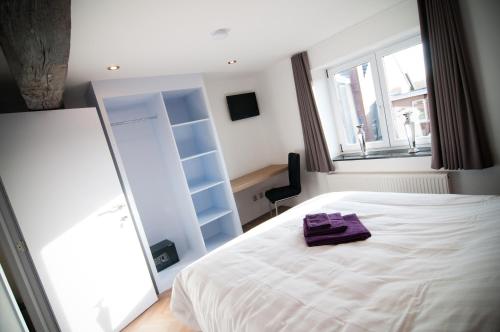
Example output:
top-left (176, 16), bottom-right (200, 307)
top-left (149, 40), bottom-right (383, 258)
top-left (150, 239), bottom-right (179, 272)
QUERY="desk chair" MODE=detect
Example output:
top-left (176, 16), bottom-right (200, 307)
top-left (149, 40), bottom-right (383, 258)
top-left (265, 153), bottom-right (301, 216)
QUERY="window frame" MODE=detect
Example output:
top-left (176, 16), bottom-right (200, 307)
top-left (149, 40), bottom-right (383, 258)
top-left (327, 54), bottom-right (391, 152)
top-left (375, 35), bottom-right (431, 147)
top-left (327, 35), bottom-right (431, 154)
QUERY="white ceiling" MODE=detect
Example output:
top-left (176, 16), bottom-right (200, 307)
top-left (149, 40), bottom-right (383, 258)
top-left (1, 0), bottom-right (406, 108)
top-left (68, 0), bottom-right (404, 85)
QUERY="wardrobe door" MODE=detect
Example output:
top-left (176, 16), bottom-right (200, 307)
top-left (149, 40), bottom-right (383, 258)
top-left (0, 108), bottom-right (157, 332)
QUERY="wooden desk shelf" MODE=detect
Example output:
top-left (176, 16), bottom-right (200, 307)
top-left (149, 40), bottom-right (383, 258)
top-left (230, 164), bottom-right (288, 193)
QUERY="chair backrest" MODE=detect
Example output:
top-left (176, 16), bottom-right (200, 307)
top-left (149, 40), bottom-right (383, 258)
top-left (288, 153), bottom-right (301, 191)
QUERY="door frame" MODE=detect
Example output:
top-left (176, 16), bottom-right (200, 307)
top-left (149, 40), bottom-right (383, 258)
top-left (0, 261), bottom-right (29, 331)
top-left (0, 177), bottom-right (60, 332)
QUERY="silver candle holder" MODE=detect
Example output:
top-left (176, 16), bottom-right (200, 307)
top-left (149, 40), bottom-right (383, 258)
top-left (355, 124), bottom-right (368, 156)
top-left (402, 111), bottom-right (419, 154)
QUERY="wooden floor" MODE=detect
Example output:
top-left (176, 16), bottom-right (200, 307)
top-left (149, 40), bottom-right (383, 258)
top-left (242, 205), bottom-right (290, 232)
top-left (122, 290), bottom-right (192, 332)
top-left (122, 207), bottom-right (290, 332)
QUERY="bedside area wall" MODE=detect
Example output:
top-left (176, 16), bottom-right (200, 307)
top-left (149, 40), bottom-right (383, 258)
top-left (203, 74), bottom-right (289, 224)
top-left (229, 0), bottom-right (500, 197)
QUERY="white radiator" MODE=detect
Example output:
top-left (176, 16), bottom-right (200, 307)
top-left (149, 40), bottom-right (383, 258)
top-left (327, 172), bottom-right (450, 194)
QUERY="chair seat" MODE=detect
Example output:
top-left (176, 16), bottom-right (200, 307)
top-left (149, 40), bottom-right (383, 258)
top-left (265, 186), bottom-right (301, 203)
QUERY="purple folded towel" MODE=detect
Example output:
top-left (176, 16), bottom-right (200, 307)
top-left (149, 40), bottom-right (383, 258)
top-left (304, 213), bottom-right (331, 230)
top-left (304, 213), bottom-right (346, 236)
top-left (304, 214), bottom-right (371, 247)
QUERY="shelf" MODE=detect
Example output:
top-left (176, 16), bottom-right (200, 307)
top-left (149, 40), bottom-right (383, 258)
top-left (180, 149), bottom-right (217, 162)
top-left (189, 180), bottom-right (225, 195)
top-left (172, 120), bottom-right (217, 160)
top-left (163, 89), bottom-right (208, 125)
top-left (183, 152), bottom-right (224, 195)
top-left (192, 184), bottom-right (232, 226)
top-left (204, 232), bottom-right (233, 252)
top-left (171, 118), bottom-right (209, 128)
top-left (197, 207), bottom-right (232, 226)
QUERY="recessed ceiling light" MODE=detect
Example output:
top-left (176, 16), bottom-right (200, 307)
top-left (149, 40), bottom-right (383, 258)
top-left (107, 65), bottom-right (120, 71)
top-left (227, 60), bottom-right (237, 65)
top-left (211, 28), bottom-right (230, 40)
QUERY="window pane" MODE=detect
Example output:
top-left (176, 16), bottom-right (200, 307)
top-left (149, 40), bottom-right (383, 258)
top-left (333, 62), bottom-right (383, 144)
top-left (382, 43), bottom-right (431, 139)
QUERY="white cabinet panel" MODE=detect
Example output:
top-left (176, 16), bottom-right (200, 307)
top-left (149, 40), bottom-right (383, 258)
top-left (0, 108), bottom-right (157, 332)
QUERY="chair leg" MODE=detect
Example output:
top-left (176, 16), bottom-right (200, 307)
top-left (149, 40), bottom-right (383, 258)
top-left (273, 195), bottom-right (300, 217)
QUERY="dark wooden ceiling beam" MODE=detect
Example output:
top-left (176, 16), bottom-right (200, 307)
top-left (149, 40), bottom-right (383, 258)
top-left (0, 0), bottom-right (71, 110)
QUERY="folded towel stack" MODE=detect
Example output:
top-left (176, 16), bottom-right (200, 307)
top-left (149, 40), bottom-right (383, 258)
top-left (303, 213), bottom-right (371, 247)
top-left (303, 213), bottom-right (347, 236)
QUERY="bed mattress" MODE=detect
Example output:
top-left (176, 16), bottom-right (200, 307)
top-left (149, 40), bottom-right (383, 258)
top-left (171, 192), bottom-right (500, 331)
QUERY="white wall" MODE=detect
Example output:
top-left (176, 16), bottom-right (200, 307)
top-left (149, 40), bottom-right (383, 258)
top-left (255, 58), bottom-right (331, 200)
top-left (251, 0), bottom-right (500, 198)
top-left (204, 0), bottom-right (447, 218)
top-left (450, 0), bottom-right (500, 193)
top-left (204, 74), bottom-right (288, 223)
top-left (308, 0), bottom-right (420, 72)
top-left (60, 1), bottom-right (498, 229)
top-left (252, 0), bottom-right (432, 200)
top-left (203, 74), bottom-right (282, 178)
top-left (62, 1), bottom-right (499, 231)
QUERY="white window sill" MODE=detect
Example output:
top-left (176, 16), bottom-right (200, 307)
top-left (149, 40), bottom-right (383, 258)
top-left (332, 147), bottom-right (431, 162)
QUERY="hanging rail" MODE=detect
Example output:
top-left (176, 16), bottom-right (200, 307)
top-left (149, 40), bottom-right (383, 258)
top-left (110, 115), bottom-right (158, 126)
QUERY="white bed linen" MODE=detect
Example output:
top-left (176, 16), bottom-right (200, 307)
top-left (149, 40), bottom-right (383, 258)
top-left (171, 192), bottom-right (500, 332)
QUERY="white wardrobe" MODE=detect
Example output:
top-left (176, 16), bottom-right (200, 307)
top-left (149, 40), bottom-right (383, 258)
top-left (0, 109), bottom-right (158, 331)
top-left (90, 74), bottom-right (242, 292)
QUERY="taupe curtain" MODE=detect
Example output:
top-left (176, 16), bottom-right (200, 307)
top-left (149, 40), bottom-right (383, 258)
top-left (418, 0), bottom-right (492, 170)
top-left (291, 52), bottom-right (334, 173)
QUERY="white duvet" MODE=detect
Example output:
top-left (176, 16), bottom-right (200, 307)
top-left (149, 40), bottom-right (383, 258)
top-left (171, 192), bottom-right (500, 332)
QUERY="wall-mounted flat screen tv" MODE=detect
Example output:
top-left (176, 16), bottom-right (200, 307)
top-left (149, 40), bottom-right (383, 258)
top-left (226, 92), bottom-right (260, 121)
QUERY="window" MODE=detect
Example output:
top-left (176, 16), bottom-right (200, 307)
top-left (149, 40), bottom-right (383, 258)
top-left (328, 36), bottom-right (430, 153)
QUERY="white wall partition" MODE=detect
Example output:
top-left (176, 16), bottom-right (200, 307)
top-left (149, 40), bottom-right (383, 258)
top-left (91, 75), bottom-right (242, 293)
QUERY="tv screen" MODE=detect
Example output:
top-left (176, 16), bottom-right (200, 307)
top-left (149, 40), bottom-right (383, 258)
top-left (226, 92), bottom-right (260, 121)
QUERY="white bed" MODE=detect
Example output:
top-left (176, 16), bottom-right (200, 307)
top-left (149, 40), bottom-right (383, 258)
top-left (171, 192), bottom-right (500, 332)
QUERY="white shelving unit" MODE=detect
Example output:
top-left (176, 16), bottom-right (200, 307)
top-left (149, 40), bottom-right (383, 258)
top-left (202, 214), bottom-right (239, 252)
top-left (90, 75), bottom-right (242, 293)
top-left (163, 89), bottom-right (239, 249)
top-left (192, 184), bottom-right (232, 225)
top-left (172, 121), bottom-right (217, 160)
